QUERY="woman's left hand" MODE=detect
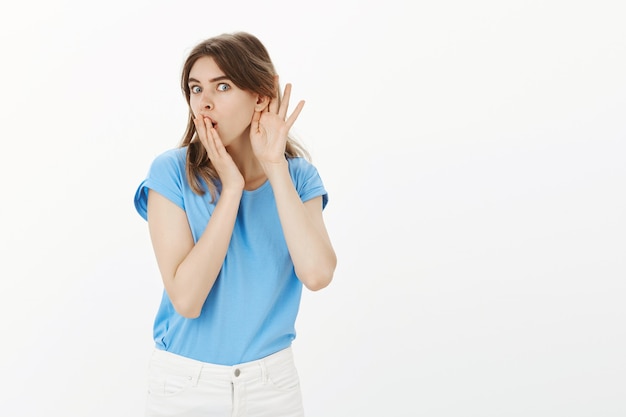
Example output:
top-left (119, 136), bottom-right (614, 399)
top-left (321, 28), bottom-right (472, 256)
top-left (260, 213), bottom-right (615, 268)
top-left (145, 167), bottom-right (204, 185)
top-left (250, 80), bottom-right (305, 167)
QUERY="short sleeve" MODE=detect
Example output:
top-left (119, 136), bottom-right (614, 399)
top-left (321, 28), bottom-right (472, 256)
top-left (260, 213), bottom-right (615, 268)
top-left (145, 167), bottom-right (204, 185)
top-left (289, 157), bottom-right (329, 209)
top-left (134, 149), bottom-right (186, 221)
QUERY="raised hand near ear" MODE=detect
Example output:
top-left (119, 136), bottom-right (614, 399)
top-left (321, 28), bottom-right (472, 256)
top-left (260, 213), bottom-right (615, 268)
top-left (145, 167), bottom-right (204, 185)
top-left (250, 79), bottom-right (305, 168)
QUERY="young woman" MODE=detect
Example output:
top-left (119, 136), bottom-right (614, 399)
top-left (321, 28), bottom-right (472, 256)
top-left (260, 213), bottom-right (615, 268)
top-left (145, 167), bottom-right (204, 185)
top-left (133, 32), bottom-right (336, 416)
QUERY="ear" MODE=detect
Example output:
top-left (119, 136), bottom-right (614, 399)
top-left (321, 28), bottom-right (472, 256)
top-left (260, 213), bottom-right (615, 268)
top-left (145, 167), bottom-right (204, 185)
top-left (255, 95), bottom-right (270, 111)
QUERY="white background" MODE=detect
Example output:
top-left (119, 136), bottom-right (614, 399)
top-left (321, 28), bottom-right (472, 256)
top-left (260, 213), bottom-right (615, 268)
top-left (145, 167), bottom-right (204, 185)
top-left (1, 0), bottom-right (625, 416)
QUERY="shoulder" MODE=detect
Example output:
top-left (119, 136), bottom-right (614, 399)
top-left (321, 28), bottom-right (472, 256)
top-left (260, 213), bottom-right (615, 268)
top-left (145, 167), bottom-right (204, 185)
top-left (134, 147), bottom-right (189, 220)
top-left (287, 156), bottom-right (317, 176)
top-left (287, 157), bottom-right (329, 208)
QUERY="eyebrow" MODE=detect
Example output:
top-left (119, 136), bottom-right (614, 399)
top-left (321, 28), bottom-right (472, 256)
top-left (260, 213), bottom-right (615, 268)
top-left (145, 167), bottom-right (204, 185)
top-left (188, 75), bottom-right (229, 84)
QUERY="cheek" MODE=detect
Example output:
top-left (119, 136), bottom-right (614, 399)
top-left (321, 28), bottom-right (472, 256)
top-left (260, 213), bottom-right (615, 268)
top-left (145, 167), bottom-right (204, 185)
top-left (238, 109), bottom-right (256, 126)
top-left (188, 100), bottom-right (199, 117)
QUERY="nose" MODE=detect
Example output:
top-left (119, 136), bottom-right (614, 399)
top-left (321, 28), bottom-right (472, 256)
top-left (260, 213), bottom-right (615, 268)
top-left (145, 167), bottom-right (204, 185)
top-left (200, 90), bottom-right (213, 110)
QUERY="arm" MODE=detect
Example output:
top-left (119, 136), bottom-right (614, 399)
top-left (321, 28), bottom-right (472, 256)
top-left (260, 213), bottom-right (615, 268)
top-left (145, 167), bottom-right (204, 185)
top-left (264, 163), bottom-right (336, 290)
top-left (147, 187), bottom-right (242, 318)
top-left (148, 117), bottom-right (244, 318)
top-left (250, 81), bottom-right (336, 290)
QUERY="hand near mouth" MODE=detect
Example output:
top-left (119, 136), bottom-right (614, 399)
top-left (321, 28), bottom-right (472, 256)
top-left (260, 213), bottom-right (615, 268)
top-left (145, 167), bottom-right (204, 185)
top-left (194, 116), bottom-right (244, 193)
top-left (250, 81), bottom-right (305, 169)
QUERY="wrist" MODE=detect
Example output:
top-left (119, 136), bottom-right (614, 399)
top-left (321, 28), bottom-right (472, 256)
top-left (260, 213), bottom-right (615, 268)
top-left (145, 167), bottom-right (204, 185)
top-left (260, 159), bottom-right (288, 179)
top-left (219, 185), bottom-right (244, 199)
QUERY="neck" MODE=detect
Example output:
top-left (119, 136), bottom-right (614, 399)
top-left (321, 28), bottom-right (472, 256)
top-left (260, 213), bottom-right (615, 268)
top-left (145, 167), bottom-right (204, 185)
top-left (226, 139), bottom-right (266, 191)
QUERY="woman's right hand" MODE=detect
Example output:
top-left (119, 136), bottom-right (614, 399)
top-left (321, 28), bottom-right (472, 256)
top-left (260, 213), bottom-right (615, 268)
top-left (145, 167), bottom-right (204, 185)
top-left (194, 116), bottom-right (244, 192)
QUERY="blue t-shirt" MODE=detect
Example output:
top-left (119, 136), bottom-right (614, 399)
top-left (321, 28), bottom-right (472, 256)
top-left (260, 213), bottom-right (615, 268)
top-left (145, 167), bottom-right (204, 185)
top-left (134, 147), bottom-right (328, 365)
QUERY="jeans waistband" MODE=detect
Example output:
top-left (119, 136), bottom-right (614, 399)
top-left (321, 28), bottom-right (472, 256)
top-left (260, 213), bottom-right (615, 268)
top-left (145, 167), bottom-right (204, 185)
top-left (150, 347), bottom-right (295, 384)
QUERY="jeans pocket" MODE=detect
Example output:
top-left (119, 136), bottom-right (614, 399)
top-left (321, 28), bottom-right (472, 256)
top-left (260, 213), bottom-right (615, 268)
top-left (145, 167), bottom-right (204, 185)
top-left (148, 366), bottom-right (194, 397)
top-left (267, 361), bottom-right (301, 392)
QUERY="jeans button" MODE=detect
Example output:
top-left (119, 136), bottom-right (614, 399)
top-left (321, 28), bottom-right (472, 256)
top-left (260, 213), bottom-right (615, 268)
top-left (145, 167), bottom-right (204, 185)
top-left (234, 368), bottom-right (241, 377)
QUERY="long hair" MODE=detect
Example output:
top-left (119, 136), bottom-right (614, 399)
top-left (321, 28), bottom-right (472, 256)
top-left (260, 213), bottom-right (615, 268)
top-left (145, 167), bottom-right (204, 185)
top-left (179, 32), bottom-right (309, 199)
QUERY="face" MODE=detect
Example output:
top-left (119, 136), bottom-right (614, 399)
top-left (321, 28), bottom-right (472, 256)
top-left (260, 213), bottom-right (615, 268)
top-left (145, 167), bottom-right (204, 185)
top-left (188, 56), bottom-right (265, 146)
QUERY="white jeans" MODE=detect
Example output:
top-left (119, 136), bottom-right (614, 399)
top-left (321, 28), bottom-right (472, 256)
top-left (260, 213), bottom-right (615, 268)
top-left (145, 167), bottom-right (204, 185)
top-left (144, 347), bottom-right (304, 417)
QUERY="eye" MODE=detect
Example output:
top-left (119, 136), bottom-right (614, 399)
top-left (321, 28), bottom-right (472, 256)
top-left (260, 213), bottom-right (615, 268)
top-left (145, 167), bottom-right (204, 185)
top-left (190, 85), bottom-right (202, 94)
top-left (216, 83), bottom-right (230, 92)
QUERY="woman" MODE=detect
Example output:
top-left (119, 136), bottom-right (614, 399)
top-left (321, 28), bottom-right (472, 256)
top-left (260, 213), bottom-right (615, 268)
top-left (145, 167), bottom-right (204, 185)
top-left (134, 32), bottom-right (336, 416)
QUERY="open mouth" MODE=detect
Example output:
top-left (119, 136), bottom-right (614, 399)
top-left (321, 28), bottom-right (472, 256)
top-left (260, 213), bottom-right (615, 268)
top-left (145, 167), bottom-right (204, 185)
top-left (200, 115), bottom-right (217, 129)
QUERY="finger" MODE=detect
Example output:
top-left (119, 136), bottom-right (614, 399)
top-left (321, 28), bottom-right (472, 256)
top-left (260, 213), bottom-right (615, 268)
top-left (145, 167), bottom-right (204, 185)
top-left (203, 117), bottom-right (221, 157)
top-left (278, 83), bottom-right (292, 120)
top-left (269, 75), bottom-right (280, 114)
top-left (285, 100), bottom-right (305, 130)
top-left (268, 97), bottom-right (279, 114)
top-left (209, 128), bottom-right (224, 155)
top-left (194, 117), bottom-right (208, 146)
top-left (207, 121), bottom-right (226, 150)
top-left (251, 110), bottom-right (261, 133)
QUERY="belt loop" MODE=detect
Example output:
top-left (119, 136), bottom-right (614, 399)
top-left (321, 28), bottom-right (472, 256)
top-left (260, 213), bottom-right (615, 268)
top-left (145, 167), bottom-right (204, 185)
top-left (260, 359), bottom-right (268, 384)
top-left (192, 364), bottom-right (202, 387)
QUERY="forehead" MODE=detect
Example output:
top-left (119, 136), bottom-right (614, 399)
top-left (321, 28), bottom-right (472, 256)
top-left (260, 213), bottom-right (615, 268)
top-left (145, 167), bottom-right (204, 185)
top-left (189, 56), bottom-right (224, 80)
